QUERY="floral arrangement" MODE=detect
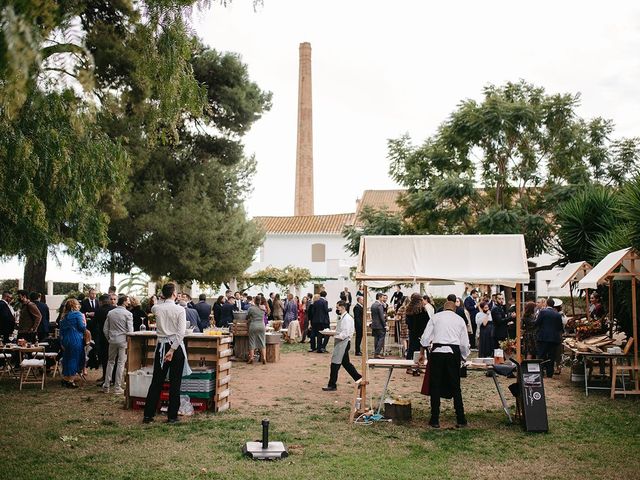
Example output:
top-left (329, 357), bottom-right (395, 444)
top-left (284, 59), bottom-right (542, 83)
top-left (575, 317), bottom-right (602, 340)
top-left (499, 338), bottom-right (517, 355)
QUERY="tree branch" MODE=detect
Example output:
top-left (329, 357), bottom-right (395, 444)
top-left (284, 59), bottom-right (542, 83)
top-left (41, 43), bottom-right (88, 61)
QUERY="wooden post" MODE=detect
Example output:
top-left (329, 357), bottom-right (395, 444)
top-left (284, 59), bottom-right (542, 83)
top-left (608, 278), bottom-right (614, 336)
top-left (569, 283), bottom-right (576, 317)
top-left (516, 283), bottom-right (522, 363)
top-left (361, 285), bottom-right (368, 410)
top-left (632, 269), bottom-right (639, 391)
top-left (585, 288), bottom-right (590, 321)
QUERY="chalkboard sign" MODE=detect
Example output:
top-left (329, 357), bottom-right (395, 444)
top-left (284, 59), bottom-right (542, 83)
top-left (519, 360), bottom-right (549, 432)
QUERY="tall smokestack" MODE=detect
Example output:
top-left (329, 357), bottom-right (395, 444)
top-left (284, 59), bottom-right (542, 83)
top-left (294, 42), bottom-right (314, 216)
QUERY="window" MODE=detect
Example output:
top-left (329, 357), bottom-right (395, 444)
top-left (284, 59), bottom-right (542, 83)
top-left (311, 243), bottom-right (326, 262)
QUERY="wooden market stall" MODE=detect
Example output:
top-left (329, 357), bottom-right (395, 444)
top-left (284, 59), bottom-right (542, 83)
top-left (125, 331), bottom-right (232, 412)
top-left (577, 248), bottom-right (640, 397)
top-left (353, 234), bottom-right (531, 421)
top-left (547, 261), bottom-right (592, 317)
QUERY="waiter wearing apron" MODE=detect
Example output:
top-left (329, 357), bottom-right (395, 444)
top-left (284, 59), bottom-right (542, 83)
top-left (322, 300), bottom-right (362, 391)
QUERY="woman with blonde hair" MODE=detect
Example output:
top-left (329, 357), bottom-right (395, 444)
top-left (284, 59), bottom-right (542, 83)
top-left (59, 299), bottom-right (86, 388)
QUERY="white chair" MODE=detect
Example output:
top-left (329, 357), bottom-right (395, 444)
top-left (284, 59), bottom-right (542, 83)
top-left (0, 351), bottom-right (16, 380)
top-left (19, 347), bottom-right (46, 390)
top-left (32, 351), bottom-right (60, 378)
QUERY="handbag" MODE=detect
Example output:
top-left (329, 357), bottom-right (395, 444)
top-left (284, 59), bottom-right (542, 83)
top-left (420, 360), bottom-right (431, 396)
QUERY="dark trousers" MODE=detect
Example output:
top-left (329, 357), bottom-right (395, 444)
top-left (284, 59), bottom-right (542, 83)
top-left (144, 346), bottom-right (185, 420)
top-left (429, 352), bottom-right (466, 424)
top-left (328, 342), bottom-right (361, 387)
top-left (372, 329), bottom-right (385, 355)
top-left (354, 320), bottom-right (363, 354)
top-left (18, 331), bottom-right (37, 343)
top-left (313, 325), bottom-right (329, 351)
top-left (536, 341), bottom-right (558, 378)
top-left (309, 325), bottom-right (318, 350)
top-left (469, 318), bottom-right (477, 349)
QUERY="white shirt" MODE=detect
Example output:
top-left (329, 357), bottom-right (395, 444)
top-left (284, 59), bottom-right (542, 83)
top-left (152, 299), bottom-right (186, 351)
top-left (476, 310), bottom-right (492, 329)
top-left (420, 310), bottom-right (470, 360)
top-left (335, 312), bottom-right (355, 341)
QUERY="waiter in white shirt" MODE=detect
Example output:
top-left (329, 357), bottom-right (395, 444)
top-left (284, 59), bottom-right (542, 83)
top-left (418, 300), bottom-right (470, 428)
top-left (322, 300), bottom-right (362, 391)
top-left (143, 283), bottom-right (191, 424)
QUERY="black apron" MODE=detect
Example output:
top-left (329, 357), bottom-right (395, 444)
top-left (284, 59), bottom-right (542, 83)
top-left (429, 343), bottom-right (461, 399)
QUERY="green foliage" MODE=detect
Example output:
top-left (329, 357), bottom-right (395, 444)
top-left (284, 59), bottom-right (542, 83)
top-left (249, 266), bottom-right (312, 291)
top-left (389, 81), bottom-right (640, 256)
top-left (0, 89), bottom-right (128, 258)
top-left (53, 282), bottom-right (81, 296)
top-left (342, 206), bottom-right (404, 256)
top-left (556, 186), bottom-right (622, 264)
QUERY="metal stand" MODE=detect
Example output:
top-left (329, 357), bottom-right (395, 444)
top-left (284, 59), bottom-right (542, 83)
top-left (488, 370), bottom-right (512, 423)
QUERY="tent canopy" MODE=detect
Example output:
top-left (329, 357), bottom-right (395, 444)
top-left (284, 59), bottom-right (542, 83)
top-left (548, 261), bottom-right (592, 292)
top-left (356, 234), bottom-right (530, 287)
top-left (578, 248), bottom-right (639, 289)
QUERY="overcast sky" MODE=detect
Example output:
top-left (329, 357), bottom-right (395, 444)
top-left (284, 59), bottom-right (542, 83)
top-left (193, 0), bottom-right (640, 217)
top-left (2, 0), bottom-right (640, 284)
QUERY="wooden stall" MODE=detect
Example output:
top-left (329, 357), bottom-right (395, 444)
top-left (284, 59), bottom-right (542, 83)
top-left (125, 331), bottom-right (232, 412)
top-left (578, 247), bottom-right (640, 397)
top-left (231, 319), bottom-right (249, 361)
top-left (353, 234), bottom-right (531, 422)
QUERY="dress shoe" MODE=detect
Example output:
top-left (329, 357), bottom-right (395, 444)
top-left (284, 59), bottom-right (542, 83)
top-left (316, 349), bottom-right (325, 353)
top-left (455, 422), bottom-right (468, 428)
top-left (428, 421), bottom-right (440, 429)
top-left (308, 349), bottom-right (316, 353)
top-left (142, 417), bottom-right (154, 424)
top-left (167, 418), bottom-right (179, 424)
top-left (355, 352), bottom-right (362, 356)
top-left (322, 386), bottom-right (337, 391)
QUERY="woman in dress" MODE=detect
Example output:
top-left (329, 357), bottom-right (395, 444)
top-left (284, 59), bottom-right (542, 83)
top-left (59, 299), bottom-right (86, 388)
top-left (423, 294), bottom-right (435, 319)
top-left (272, 294), bottom-right (284, 321)
top-left (213, 295), bottom-right (224, 327)
top-left (129, 297), bottom-right (148, 331)
top-left (521, 301), bottom-right (537, 359)
top-left (298, 296), bottom-right (308, 342)
top-left (476, 301), bottom-right (494, 358)
top-left (247, 297), bottom-right (266, 364)
top-left (396, 296), bottom-right (410, 354)
top-left (283, 293), bottom-right (298, 328)
top-left (405, 293), bottom-right (430, 373)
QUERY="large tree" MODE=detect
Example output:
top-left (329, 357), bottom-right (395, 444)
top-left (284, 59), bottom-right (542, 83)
top-left (388, 81), bottom-right (640, 257)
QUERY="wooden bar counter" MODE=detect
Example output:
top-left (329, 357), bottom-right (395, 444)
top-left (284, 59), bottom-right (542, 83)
top-left (125, 331), bottom-right (232, 412)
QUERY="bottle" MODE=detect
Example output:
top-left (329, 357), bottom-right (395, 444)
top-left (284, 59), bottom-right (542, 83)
top-left (140, 323), bottom-right (147, 332)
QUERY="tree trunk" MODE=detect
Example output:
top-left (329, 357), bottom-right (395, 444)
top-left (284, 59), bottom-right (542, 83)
top-left (23, 247), bottom-right (48, 294)
top-left (110, 268), bottom-right (116, 289)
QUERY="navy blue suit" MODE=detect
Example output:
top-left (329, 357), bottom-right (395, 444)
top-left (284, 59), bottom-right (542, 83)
top-left (35, 301), bottom-right (50, 340)
top-left (193, 301), bottom-right (211, 330)
top-left (535, 308), bottom-right (564, 377)
top-left (311, 297), bottom-right (330, 352)
top-left (218, 302), bottom-right (235, 328)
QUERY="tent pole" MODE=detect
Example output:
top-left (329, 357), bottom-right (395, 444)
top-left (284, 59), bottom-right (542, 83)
top-left (361, 285), bottom-right (368, 410)
top-left (516, 283), bottom-right (522, 363)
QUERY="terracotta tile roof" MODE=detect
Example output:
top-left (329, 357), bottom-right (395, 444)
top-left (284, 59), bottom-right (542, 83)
top-left (355, 189), bottom-right (405, 221)
top-left (254, 213), bottom-right (356, 234)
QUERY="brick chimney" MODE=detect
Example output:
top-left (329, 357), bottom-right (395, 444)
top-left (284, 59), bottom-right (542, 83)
top-left (294, 42), bottom-right (314, 216)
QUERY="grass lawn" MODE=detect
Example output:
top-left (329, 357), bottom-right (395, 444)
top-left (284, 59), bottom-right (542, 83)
top-left (0, 342), bottom-right (638, 480)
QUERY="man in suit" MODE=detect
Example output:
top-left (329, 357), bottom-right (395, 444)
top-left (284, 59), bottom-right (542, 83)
top-left (339, 287), bottom-right (353, 313)
top-left (93, 294), bottom-right (115, 385)
top-left (193, 294), bottom-right (212, 331)
top-left (536, 297), bottom-right (564, 378)
top-left (490, 293), bottom-right (508, 350)
top-left (353, 296), bottom-right (364, 356)
top-left (267, 293), bottom-right (275, 321)
top-left (80, 288), bottom-right (100, 319)
top-left (218, 296), bottom-right (235, 328)
top-left (312, 291), bottom-right (331, 353)
top-left (371, 292), bottom-right (387, 358)
top-left (29, 292), bottom-right (50, 341)
top-left (0, 291), bottom-right (15, 343)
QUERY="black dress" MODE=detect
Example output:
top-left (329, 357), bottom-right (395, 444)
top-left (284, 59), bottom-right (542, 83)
top-left (405, 310), bottom-right (430, 360)
top-left (131, 306), bottom-right (147, 331)
top-left (522, 314), bottom-right (537, 357)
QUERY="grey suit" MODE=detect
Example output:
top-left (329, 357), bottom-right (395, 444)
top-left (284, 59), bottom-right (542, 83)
top-left (371, 301), bottom-right (386, 355)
